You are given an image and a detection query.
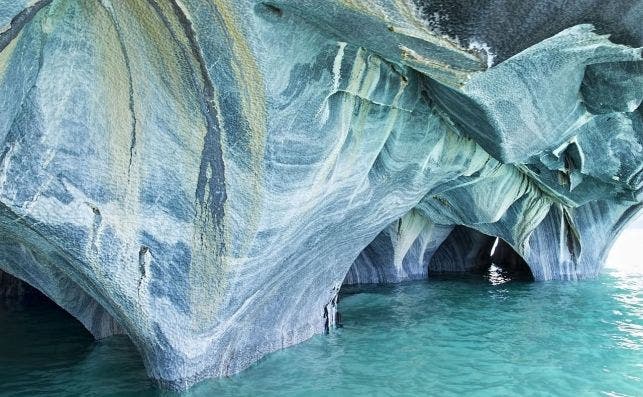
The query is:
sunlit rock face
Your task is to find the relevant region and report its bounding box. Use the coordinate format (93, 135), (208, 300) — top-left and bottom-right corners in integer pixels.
(0, 0), (641, 389)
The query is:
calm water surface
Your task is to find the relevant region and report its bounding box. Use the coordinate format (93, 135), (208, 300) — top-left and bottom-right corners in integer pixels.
(1, 265), (641, 397)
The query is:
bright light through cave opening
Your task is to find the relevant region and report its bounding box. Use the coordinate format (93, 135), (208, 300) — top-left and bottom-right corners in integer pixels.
(487, 236), (508, 285)
(490, 237), (499, 257)
(606, 214), (643, 275)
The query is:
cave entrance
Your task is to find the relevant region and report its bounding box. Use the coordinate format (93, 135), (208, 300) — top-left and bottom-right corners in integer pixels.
(0, 269), (42, 301)
(604, 213), (643, 273)
(428, 226), (534, 284)
(336, 225), (535, 329)
(0, 269), (96, 371)
(0, 269), (149, 395)
(488, 237), (534, 283)
(0, 269), (93, 337)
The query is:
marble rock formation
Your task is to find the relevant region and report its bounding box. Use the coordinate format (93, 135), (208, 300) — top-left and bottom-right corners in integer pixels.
(0, 0), (641, 390)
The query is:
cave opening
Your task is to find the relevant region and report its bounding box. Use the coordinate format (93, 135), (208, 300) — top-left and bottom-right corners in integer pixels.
(426, 226), (535, 284)
(0, 255), (172, 397)
(0, 269), (151, 392)
(334, 229), (537, 347)
(0, 269), (97, 371)
(340, 224), (535, 301)
(488, 237), (535, 283)
(0, 269), (41, 301)
(0, 269), (93, 336)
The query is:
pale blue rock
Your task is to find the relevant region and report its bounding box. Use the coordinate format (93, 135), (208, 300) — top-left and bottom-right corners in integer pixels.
(0, 0), (641, 390)
(344, 211), (454, 284)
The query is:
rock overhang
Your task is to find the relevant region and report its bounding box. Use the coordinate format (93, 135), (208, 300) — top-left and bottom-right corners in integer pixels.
(0, 0), (641, 390)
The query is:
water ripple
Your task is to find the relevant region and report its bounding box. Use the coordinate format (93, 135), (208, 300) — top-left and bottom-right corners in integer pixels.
(0, 267), (641, 396)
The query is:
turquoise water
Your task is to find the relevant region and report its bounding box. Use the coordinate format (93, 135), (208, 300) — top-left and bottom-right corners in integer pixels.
(1, 266), (641, 397)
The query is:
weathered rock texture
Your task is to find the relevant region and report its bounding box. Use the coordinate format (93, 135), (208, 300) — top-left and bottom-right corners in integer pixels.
(0, 0), (641, 390)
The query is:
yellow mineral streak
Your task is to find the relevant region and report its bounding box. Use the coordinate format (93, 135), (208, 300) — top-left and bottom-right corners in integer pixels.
(91, 2), (136, 194)
(400, 45), (476, 88)
(338, 0), (390, 21)
(336, 0), (483, 88)
(212, 0), (267, 254)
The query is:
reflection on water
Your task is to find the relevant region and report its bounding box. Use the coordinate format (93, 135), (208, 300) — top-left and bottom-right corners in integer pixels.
(609, 266), (643, 351)
(487, 264), (511, 285)
(1, 264), (642, 396)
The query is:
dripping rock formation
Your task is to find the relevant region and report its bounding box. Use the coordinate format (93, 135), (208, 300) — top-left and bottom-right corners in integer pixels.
(0, 0), (641, 390)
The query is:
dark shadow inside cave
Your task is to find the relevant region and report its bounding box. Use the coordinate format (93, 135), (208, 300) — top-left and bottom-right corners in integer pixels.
(0, 269), (93, 336)
(0, 269), (116, 385)
(0, 269), (149, 392)
(489, 237), (535, 282)
(337, 226), (535, 329)
(0, 269), (94, 363)
(1, 269), (48, 302)
(428, 226), (534, 283)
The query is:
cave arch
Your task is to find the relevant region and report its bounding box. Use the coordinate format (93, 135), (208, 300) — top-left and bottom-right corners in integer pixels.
(0, 239), (126, 340)
(0, 265), (126, 339)
(343, 211), (454, 285)
(344, 221), (536, 288)
(0, 269), (96, 339)
(489, 238), (535, 281)
(428, 226), (496, 275)
(428, 226), (534, 281)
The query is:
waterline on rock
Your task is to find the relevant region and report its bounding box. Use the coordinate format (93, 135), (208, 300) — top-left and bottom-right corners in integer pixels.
(1, 266), (641, 396)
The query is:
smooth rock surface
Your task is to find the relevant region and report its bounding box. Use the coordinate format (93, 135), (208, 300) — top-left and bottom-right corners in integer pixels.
(0, 0), (641, 390)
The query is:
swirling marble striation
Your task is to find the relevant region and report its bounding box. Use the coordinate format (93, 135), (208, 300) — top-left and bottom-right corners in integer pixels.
(0, 0), (641, 390)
